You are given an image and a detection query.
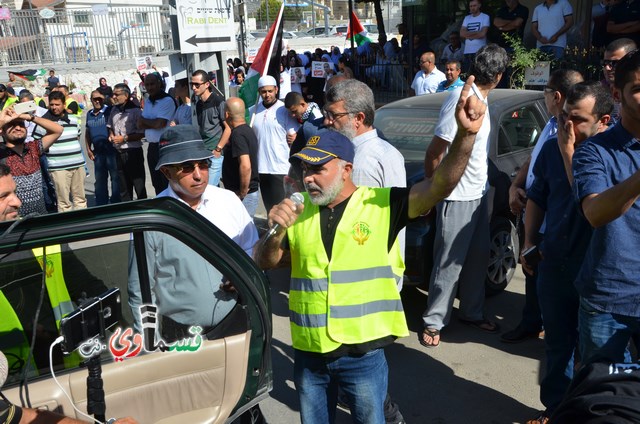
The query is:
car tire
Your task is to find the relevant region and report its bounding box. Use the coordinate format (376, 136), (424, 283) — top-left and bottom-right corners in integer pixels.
(485, 216), (519, 296)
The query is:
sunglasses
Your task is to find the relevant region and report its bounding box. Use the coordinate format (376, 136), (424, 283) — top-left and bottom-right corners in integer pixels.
(171, 159), (211, 173)
(601, 59), (619, 68)
(91, 97), (104, 101)
(190, 81), (207, 88)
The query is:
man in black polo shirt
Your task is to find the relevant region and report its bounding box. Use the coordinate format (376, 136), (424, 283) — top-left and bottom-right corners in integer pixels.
(221, 97), (259, 218)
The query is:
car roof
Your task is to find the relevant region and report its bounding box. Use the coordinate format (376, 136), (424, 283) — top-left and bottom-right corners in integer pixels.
(377, 88), (544, 112)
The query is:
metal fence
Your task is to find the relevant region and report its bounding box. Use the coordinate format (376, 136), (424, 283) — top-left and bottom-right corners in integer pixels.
(0, 6), (175, 66)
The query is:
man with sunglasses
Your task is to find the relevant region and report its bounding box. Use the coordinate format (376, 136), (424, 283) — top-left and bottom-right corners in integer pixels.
(129, 124), (257, 335)
(600, 38), (636, 124)
(108, 83), (146, 202)
(86, 90), (119, 206)
(191, 69), (228, 187)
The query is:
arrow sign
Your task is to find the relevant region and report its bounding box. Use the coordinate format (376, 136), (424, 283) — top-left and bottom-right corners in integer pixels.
(185, 34), (232, 47)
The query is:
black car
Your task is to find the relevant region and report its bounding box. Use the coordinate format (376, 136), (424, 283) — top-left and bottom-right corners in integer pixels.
(375, 89), (550, 294)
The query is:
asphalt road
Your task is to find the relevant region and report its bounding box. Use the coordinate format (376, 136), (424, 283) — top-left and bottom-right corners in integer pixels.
(81, 135), (546, 424)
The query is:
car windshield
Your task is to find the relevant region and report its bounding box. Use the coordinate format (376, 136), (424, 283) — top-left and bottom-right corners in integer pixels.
(375, 108), (440, 163)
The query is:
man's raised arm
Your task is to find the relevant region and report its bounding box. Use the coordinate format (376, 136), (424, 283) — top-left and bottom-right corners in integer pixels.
(409, 75), (486, 218)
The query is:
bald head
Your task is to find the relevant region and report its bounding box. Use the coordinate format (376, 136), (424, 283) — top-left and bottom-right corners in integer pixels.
(226, 97), (246, 123)
(420, 52), (436, 73)
(325, 75), (348, 92)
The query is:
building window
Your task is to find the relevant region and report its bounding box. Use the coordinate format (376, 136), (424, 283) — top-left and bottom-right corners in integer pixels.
(73, 11), (93, 27)
(135, 12), (149, 26)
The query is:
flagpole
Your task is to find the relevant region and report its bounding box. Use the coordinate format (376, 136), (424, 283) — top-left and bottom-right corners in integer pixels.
(249, 2), (285, 128)
(348, 1), (355, 53)
(262, 2), (284, 79)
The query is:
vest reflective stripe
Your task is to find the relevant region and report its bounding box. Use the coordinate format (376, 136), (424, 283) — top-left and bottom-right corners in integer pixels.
(289, 310), (327, 328)
(290, 277), (328, 292)
(31, 245), (79, 368)
(288, 187), (409, 353)
(331, 266), (395, 284)
(31, 245), (75, 327)
(330, 299), (405, 319)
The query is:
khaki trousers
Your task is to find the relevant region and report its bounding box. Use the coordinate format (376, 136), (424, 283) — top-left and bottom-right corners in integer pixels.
(50, 167), (87, 212)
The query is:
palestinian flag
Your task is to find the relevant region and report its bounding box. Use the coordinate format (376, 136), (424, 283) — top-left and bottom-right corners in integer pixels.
(346, 12), (371, 46)
(238, 3), (284, 116)
(7, 69), (47, 81)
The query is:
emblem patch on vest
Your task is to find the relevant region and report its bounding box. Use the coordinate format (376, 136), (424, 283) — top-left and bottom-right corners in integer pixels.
(351, 222), (371, 245)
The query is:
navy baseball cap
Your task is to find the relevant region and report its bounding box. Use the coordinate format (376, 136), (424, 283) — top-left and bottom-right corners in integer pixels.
(291, 131), (354, 165)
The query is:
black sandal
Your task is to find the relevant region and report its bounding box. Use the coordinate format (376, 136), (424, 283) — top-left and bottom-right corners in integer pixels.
(419, 328), (440, 348)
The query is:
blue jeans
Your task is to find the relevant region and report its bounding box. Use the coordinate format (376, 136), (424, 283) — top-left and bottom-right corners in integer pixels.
(294, 348), (387, 424)
(242, 191), (259, 218)
(537, 260), (579, 413)
(539, 45), (565, 60)
(579, 297), (639, 365)
(208, 156), (223, 186)
(94, 145), (120, 205)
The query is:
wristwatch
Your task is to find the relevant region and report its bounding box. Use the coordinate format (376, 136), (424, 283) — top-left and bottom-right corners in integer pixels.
(214, 146), (222, 152)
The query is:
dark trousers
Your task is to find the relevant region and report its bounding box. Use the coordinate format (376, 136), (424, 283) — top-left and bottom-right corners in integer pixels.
(147, 143), (168, 195)
(259, 173), (285, 214)
(116, 148), (147, 202)
(522, 264), (543, 332)
(40, 155), (57, 213)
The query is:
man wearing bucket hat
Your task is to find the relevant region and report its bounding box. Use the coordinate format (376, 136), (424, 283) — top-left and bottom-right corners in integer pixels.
(250, 75), (299, 213)
(255, 77), (487, 424)
(128, 125), (258, 336)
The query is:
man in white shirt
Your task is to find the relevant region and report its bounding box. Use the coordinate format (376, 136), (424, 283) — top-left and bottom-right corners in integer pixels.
(532, 0), (574, 59)
(410, 52), (446, 96)
(460, 0), (490, 71)
(420, 44), (508, 348)
(250, 75), (300, 212)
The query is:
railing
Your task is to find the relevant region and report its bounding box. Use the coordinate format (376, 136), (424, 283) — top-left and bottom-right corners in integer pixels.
(348, 54), (409, 105)
(0, 6), (175, 66)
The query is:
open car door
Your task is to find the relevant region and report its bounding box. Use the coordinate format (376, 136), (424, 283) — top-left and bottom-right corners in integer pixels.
(0, 198), (272, 423)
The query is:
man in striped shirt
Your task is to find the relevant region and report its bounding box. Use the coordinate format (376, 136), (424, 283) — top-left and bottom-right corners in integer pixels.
(37, 91), (87, 212)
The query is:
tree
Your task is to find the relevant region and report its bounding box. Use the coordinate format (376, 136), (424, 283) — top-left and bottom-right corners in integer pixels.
(255, 0), (301, 29)
(355, 0), (387, 43)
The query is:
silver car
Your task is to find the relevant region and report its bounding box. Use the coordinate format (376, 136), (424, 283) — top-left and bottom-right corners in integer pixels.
(375, 89), (550, 294)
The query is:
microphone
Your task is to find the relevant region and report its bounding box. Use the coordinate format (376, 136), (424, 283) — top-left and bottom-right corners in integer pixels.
(265, 192), (304, 239)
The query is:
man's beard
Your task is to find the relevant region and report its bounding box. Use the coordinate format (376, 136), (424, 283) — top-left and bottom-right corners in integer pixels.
(331, 120), (357, 140)
(305, 169), (344, 206)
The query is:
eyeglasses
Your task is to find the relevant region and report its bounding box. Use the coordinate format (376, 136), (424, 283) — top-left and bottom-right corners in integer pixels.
(91, 97), (104, 102)
(190, 81), (207, 88)
(322, 109), (352, 122)
(171, 159), (211, 174)
(601, 59), (619, 69)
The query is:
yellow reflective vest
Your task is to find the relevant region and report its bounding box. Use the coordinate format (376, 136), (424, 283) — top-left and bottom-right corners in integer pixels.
(0, 245), (77, 377)
(287, 187), (409, 353)
(65, 97), (83, 119)
(1, 96), (17, 110)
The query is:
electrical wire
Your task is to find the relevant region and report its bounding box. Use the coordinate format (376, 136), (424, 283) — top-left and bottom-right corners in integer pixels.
(49, 336), (105, 424)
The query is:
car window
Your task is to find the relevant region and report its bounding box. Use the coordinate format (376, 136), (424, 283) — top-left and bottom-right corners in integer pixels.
(497, 103), (546, 156)
(0, 231), (238, 387)
(365, 24), (378, 34)
(374, 108), (440, 162)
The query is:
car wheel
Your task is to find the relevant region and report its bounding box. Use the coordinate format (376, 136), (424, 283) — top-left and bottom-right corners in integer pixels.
(485, 216), (519, 295)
